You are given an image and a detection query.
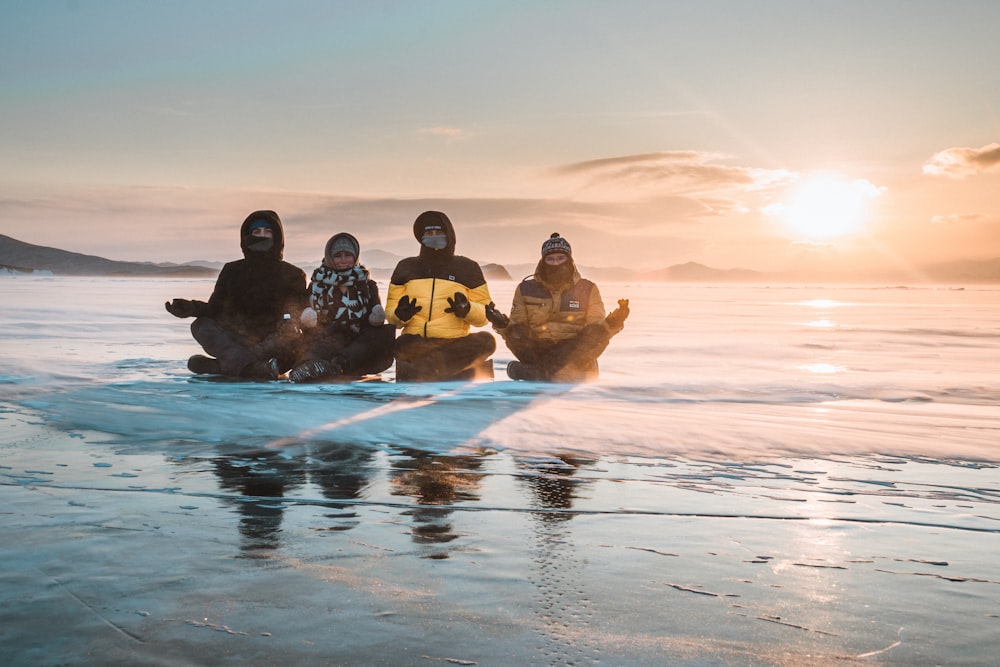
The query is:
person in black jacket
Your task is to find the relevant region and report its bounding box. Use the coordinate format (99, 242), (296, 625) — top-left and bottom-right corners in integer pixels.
(286, 232), (395, 382)
(164, 210), (309, 380)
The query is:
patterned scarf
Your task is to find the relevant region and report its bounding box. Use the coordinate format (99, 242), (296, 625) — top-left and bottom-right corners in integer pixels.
(309, 264), (373, 328)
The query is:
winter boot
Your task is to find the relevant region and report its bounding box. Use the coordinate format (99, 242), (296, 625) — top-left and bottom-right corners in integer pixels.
(506, 360), (545, 381)
(288, 358), (342, 383)
(187, 354), (222, 375)
(240, 358), (280, 381)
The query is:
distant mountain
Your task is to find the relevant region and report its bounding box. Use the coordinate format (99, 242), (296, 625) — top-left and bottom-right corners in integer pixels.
(637, 261), (767, 282)
(0, 234), (216, 277)
(4, 234), (997, 283)
(359, 248), (405, 270)
(923, 258), (1000, 283)
(482, 263), (512, 281)
(151, 259), (225, 270)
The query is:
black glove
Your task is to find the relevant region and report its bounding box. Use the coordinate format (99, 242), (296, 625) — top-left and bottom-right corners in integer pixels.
(394, 295), (422, 322)
(445, 292), (471, 319)
(485, 302), (509, 328)
(165, 298), (197, 318)
(605, 298), (630, 330)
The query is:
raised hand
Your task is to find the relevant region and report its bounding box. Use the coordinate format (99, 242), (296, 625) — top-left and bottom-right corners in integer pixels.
(485, 301), (509, 328)
(394, 295), (422, 322)
(445, 292), (471, 319)
(605, 298), (630, 330)
(164, 298), (197, 318)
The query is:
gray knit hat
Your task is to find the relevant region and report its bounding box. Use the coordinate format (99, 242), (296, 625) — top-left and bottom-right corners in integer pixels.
(541, 232), (572, 257)
(324, 232), (360, 266)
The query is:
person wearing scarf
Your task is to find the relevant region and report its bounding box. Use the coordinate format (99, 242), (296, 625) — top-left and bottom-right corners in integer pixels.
(287, 232), (395, 382)
(487, 233), (630, 382)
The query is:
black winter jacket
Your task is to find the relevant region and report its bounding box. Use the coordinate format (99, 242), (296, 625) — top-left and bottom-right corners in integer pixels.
(202, 210), (309, 339)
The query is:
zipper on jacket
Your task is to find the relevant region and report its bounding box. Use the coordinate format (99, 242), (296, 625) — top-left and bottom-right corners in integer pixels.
(424, 277), (437, 337)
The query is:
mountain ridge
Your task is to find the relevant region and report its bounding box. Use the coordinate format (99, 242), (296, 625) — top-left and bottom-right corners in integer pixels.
(2, 234), (998, 284)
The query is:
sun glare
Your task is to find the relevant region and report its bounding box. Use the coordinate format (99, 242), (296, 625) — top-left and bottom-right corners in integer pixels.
(770, 175), (881, 240)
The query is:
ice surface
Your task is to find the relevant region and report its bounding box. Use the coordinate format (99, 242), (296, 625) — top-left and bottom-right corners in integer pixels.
(2, 277), (999, 665)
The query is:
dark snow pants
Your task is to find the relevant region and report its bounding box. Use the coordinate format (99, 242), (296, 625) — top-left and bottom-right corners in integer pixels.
(394, 331), (496, 382)
(190, 317), (297, 377)
(295, 323), (396, 376)
(502, 322), (610, 381)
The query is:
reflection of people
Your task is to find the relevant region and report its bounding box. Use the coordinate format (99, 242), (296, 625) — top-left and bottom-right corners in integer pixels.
(307, 443), (376, 532)
(518, 454), (600, 659)
(390, 450), (485, 545)
(165, 210), (308, 380)
(386, 211), (496, 381)
(489, 233), (629, 382)
(519, 454), (594, 519)
(212, 452), (307, 552)
(288, 233), (395, 382)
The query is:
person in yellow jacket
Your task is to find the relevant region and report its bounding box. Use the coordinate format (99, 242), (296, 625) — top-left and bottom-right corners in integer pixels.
(386, 210), (497, 381)
(487, 232), (629, 382)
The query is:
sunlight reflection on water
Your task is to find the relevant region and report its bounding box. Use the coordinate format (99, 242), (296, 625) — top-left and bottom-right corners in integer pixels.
(800, 363), (847, 374)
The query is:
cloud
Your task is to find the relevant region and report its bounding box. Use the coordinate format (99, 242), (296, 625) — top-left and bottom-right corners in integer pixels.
(416, 126), (475, 142)
(929, 212), (993, 225)
(1, 184), (702, 266)
(922, 142), (1000, 178)
(791, 240), (837, 254)
(549, 151), (794, 198)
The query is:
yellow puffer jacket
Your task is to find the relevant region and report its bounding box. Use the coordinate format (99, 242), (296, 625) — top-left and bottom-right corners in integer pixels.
(386, 256), (492, 338)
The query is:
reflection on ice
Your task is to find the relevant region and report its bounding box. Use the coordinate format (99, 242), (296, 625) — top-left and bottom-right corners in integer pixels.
(799, 298), (848, 309)
(800, 363), (846, 374)
(3, 278), (1000, 664)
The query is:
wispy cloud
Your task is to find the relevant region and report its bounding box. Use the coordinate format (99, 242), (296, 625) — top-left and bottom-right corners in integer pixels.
(549, 151), (794, 197)
(791, 240), (837, 254)
(930, 212), (993, 225)
(1, 184), (696, 266)
(922, 142), (1000, 178)
(416, 126), (475, 142)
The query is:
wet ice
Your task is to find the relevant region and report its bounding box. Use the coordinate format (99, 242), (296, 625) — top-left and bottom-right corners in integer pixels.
(2, 276), (999, 665)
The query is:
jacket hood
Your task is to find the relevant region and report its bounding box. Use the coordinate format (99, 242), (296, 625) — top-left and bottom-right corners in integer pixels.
(240, 210), (285, 260)
(323, 232), (361, 268)
(413, 210), (456, 262)
(413, 210), (456, 247)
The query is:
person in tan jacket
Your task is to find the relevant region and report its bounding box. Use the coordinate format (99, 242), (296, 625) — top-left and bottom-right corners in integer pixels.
(488, 233), (629, 382)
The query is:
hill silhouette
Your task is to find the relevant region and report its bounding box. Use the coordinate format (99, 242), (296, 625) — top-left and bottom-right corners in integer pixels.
(0, 234), (216, 277)
(2, 234), (998, 283)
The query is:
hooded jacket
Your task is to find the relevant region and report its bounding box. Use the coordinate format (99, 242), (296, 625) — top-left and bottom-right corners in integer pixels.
(507, 257), (607, 342)
(204, 210), (309, 339)
(386, 211), (491, 338)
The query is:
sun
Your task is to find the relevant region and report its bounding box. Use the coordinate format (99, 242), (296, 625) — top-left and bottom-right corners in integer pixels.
(771, 174), (881, 240)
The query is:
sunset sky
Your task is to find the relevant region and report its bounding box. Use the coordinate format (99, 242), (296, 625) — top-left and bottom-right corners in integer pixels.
(2, 0), (999, 275)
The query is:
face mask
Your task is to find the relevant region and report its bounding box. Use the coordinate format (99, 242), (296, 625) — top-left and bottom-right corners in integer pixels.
(421, 235), (448, 250)
(540, 259), (574, 284)
(246, 237), (274, 254)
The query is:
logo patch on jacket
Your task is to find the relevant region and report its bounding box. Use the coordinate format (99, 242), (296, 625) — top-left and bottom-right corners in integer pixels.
(568, 300), (581, 309)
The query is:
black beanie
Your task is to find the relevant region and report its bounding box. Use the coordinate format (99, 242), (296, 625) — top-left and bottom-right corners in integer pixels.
(541, 232), (572, 257)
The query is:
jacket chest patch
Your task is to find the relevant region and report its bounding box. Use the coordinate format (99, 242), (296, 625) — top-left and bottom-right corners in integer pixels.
(568, 300), (581, 310)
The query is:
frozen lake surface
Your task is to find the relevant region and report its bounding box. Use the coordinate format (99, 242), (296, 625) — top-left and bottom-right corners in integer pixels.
(2, 276), (998, 665)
